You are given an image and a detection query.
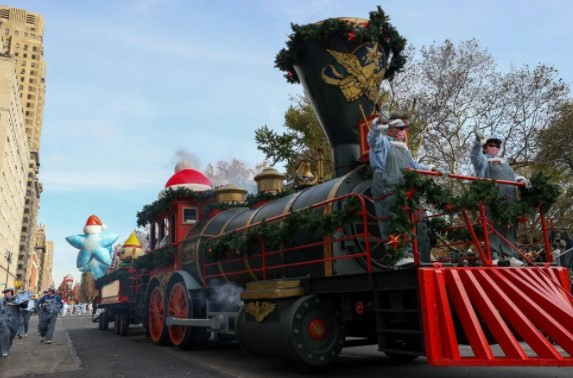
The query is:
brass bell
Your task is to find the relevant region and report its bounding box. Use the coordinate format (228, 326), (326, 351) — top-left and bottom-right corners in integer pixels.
(294, 160), (318, 186)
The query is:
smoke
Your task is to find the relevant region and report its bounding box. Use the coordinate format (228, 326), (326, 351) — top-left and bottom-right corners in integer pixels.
(171, 149), (201, 172)
(208, 280), (243, 311)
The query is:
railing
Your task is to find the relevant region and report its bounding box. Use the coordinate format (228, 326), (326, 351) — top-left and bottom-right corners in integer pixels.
(410, 169), (553, 267)
(202, 192), (374, 286)
(201, 170), (559, 286)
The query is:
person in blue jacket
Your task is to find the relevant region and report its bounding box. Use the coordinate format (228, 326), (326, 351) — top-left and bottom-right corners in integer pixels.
(36, 287), (63, 344)
(471, 125), (530, 266)
(368, 113), (445, 266)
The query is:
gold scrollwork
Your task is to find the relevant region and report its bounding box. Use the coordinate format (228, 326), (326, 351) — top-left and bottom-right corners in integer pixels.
(244, 301), (277, 322)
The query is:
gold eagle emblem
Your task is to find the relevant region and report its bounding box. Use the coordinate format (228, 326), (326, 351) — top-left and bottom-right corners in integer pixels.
(244, 301), (277, 322)
(321, 43), (386, 103)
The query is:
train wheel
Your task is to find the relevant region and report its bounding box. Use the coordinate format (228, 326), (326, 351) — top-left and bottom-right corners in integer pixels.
(120, 315), (130, 337)
(284, 295), (345, 366)
(114, 314), (121, 335)
(167, 282), (191, 348)
(148, 286), (169, 344)
(99, 310), (109, 331)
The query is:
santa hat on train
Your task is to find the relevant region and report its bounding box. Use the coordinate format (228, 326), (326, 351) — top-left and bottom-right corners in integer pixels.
(84, 214), (107, 234)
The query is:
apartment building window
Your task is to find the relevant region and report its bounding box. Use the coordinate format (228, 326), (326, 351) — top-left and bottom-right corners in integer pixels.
(15, 43), (19, 48)
(23, 53), (27, 58)
(23, 45), (28, 50)
(32, 46), (37, 52)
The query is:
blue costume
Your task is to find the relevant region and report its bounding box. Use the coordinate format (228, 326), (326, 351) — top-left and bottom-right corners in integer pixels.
(368, 121), (432, 263)
(471, 140), (519, 259)
(37, 293), (63, 343)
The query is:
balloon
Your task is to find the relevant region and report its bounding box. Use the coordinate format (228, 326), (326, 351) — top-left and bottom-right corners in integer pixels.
(66, 215), (119, 279)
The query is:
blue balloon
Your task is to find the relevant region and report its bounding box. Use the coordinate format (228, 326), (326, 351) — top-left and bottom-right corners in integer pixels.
(66, 215), (119, 279)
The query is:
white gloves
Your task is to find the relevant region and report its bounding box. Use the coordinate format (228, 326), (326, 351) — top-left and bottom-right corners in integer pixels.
(473, 124), (485, 142)
(515, 175), (532, 189)
(371, 118), (389, 134)
(379, 103), (391, 123)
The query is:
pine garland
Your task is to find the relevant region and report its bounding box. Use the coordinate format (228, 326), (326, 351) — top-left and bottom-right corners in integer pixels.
(136, 187), (215, 227)
(203, 197), (361, 261)
(385, 171), (560, 258)
(275, 6), (406, 83)
(132, 245), (177, 270)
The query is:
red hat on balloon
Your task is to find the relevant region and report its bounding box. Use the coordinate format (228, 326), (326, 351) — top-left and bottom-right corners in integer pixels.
(84, 214), (107, 234)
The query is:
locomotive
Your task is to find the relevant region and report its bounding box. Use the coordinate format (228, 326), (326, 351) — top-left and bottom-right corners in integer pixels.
(95, 10), (573, 367)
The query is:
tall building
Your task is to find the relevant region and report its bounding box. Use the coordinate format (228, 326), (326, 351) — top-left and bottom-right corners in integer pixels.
(38, 236), (54, 292)
(0, 6), (45, 152)
(0, 6), (48, 290)
(0, 56), (30, 289)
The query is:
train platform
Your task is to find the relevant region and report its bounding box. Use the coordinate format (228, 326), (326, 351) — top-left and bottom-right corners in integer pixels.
(0, 316), (81, 377)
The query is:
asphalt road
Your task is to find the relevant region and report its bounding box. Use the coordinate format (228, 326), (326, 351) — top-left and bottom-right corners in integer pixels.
(39, 316), (572, 377)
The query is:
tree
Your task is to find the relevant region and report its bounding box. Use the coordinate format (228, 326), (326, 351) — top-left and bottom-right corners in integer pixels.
(255, 96), (333, 184)
(537, 103), (573, 225)
(79, 272), (98, 303)
(392, 40), (569, 175)
(72, 283), (81, 303)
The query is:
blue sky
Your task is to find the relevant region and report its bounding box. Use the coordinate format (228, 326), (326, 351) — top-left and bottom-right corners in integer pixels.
(6, 0), (573, 285)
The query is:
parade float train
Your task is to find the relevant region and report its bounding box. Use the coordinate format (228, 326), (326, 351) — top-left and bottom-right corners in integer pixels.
(95, 12), (573, 367)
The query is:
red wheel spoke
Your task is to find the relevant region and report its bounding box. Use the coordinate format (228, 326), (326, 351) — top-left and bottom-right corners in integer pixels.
(167, 283), (189, 346)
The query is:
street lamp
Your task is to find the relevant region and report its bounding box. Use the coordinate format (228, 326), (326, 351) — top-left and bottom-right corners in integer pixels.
(3, 249), (13, 288)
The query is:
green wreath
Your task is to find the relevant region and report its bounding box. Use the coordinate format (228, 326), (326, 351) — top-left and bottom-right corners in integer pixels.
(275, 6), (407, 83)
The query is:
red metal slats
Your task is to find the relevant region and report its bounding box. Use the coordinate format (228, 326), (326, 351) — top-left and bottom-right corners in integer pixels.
(505, 270), (573, 321)
(445, 269), (494, 360)
(512, 268), (558, 299)
(529, 268), (567, 299)
(490, 269), (573, 357)
(418, 268), (460, 363)
(435, 269), (461, 360)
(474, 270), (562, 359)
(533, 268), (573, 303)
(458, 270), (527, 359)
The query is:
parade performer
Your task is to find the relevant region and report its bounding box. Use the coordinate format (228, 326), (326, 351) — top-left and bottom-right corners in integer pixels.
(0, 288), (24, 356)
(66, 215), (119, 279)
(37, 287), (63, 344)
(368, 114), (446, 265)
(17, 294), (34, 337)
(471, 125), (530, 266)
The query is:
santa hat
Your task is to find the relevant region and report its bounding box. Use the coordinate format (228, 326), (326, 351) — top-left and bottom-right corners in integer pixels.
(84, 214), (107, 233)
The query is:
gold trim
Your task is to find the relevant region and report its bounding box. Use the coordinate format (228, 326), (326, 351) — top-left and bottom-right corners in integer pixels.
(244, 301), (277, 322)
(246, 279), (301, 291)
(241, 287), (304, 300)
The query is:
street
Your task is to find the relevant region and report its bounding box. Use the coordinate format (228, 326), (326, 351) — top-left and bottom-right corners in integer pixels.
(2, 316), (571, 377)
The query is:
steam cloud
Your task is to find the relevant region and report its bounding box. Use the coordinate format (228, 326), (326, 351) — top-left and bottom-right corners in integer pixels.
(171, 149), (201, 172)
(209, 280), (243, 311)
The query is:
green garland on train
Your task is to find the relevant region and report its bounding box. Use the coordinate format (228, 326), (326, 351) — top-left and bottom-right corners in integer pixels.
(275, 6), (406, 84)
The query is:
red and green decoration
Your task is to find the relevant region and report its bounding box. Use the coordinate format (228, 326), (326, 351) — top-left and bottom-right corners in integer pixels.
(203, 197), (361, 261)
(136, 187), (215, 227)
(384, 171), (560, 259)
(275, 6), (407, 84)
